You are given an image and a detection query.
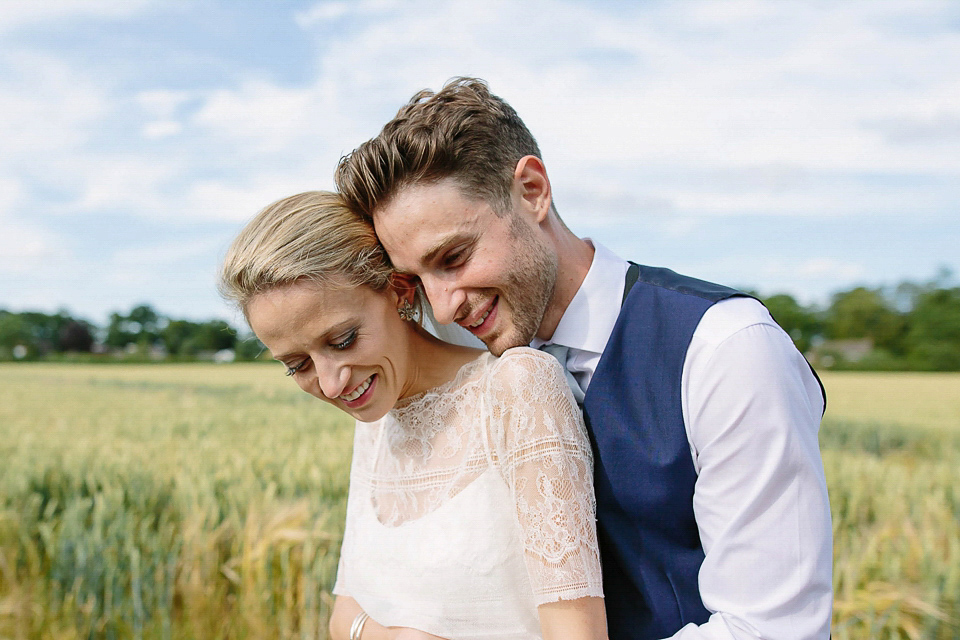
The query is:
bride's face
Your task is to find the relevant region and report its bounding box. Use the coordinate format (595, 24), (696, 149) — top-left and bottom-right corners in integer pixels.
(247, 277), (415, 422)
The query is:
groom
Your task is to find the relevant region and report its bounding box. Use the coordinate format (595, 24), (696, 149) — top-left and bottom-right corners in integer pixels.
(335, 78), (832, 639)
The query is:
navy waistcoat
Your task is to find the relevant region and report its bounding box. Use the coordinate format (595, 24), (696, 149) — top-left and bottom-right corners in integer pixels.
(582, 265), (745, 639)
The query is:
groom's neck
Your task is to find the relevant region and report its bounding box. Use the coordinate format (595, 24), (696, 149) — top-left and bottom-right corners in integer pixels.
(535, 226), (594, 343)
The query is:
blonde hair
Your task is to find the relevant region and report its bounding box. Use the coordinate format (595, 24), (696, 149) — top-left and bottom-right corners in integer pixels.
(219, 191), (397, 313)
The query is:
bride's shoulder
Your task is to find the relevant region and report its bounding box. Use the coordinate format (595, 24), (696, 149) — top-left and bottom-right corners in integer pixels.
(487, 346), (563, 380)
(498, 345), (554, 361)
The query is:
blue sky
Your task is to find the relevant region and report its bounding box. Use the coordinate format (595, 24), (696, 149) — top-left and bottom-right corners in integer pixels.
(1, 0), (958, 327)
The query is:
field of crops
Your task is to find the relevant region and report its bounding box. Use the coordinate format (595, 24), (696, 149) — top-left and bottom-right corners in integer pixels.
(1, 364), (958, 639)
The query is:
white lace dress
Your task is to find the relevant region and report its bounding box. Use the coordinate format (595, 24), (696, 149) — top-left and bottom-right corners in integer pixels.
(333, 347), (603, 639)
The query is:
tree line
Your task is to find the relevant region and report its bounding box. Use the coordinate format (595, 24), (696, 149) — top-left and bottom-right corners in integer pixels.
(2, 274), (959, 369)
(0, 304), (264, 362)
(759, 272), (960, 371)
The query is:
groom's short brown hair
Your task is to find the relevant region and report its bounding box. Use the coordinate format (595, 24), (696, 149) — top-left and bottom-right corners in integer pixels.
(335, 77), (544, 219)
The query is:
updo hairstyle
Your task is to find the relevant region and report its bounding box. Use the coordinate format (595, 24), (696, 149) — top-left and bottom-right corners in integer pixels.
(219, 190), (412, 315)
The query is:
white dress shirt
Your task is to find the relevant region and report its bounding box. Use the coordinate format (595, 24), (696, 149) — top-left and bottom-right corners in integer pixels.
(533, 241), (833, 640)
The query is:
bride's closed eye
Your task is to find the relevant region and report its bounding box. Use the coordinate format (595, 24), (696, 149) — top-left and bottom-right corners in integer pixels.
(331, 329), (357, 351)
(285, 358), (310, 376)
(282, 328), (358, 376)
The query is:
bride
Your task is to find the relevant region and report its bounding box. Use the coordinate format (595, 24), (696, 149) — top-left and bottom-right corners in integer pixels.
(220, 191), (606, 640)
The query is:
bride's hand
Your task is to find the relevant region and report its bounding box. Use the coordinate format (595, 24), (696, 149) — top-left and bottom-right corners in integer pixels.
(388, 627), (447, 640)
(331, 595), (447, 640)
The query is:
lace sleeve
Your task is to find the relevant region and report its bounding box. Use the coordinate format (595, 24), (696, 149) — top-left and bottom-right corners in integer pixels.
(487, 347), (603, 605)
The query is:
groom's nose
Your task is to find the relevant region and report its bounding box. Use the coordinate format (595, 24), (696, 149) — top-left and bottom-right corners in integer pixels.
(421, 275), (465, 326)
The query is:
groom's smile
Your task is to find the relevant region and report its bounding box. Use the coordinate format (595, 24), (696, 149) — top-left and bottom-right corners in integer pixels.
(461, 295), (497, 333)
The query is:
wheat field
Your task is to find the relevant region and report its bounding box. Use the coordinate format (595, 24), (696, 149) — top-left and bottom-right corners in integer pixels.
(819, 372), (960, 639)
(0, 364), (957, 639)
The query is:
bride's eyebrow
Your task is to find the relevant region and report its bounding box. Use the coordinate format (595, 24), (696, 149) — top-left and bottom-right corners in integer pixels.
(271, 319), (357, 361)
(272, 348), (305, 363)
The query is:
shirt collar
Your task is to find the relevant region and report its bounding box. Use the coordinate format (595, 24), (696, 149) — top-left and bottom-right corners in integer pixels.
(531, 240), (630, 355)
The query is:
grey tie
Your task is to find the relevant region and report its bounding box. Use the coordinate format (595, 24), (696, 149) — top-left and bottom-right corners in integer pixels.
(539, 343), (585, 404)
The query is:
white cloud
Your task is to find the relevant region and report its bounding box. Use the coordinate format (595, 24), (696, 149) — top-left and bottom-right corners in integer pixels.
(192, 80), (322, 153)
(0, 52), (106, 156)
(684, 0), (781, 26)
(284, 0), (960, 181)
(175, 0), (959, 231)
(111, 238), (223, 271)
(136, 89), (191, 119)
(799, 258), (866, 280)
(1, 0), (957, 320)
(182, 175), (336, 223)
(0, 176), (24, 217)
(0, 0), (154, 34)
(67, 155), (181, 215)
(295, 2), (352, 26)
(685, 255), (870, 304)
(296, 0), (405, 27)
(0, 218), (63, 275)
(142, 120), (182, 139)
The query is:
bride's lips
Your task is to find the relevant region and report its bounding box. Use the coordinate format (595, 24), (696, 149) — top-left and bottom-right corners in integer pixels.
(340, 374), (377, 409)
(463, 296), (498, 337)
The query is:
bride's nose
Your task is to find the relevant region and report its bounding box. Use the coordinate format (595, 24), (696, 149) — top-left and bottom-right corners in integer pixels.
(316, 358), (350, 400)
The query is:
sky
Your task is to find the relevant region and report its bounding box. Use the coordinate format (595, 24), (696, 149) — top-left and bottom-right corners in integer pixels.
(1, 0), (958, 328)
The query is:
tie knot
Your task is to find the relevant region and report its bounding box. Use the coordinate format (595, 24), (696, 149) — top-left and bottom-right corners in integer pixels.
(540, 342), (569, 363)
(538, 343), (584, 404)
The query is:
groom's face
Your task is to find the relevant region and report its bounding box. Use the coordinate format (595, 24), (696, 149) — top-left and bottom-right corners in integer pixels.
(373, 179), (557, 356)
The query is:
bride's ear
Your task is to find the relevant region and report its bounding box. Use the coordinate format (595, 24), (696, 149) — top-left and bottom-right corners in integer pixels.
(389, 273), (419, 305)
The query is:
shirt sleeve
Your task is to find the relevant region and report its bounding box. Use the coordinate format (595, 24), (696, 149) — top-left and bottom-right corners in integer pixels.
(487, 347), (604, 605)
(671, 299), (833, 640)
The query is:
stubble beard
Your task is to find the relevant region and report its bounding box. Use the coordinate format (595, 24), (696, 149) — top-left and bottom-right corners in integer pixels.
(482, 224), (557, 357)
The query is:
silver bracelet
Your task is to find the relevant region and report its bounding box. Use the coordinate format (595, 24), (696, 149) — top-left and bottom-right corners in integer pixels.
(349, 611), (370, 640)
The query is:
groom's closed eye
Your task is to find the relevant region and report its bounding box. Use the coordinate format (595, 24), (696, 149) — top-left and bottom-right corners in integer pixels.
(441, 244), (473, 270)
(420, 233), (479, 272)
(435, 236), (479, 271)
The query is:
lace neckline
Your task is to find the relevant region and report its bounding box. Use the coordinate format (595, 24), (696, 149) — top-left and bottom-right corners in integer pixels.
(391, 352), (489, 417)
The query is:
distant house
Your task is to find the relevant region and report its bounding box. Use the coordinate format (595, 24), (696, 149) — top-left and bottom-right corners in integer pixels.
(807, 337), (874, 368)
(149, 345), (168, 361)
(213, 349), (236, 364)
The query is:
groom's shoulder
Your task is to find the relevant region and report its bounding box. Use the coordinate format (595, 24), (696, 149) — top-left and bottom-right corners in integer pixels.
(628, 264), (743, 304)
(614, 265), (774, 345)
(615, 264), (746, 327)
(691, 296), (778, 346)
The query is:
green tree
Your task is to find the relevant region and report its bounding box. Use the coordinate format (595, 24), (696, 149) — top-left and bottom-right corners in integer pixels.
(57, 320), (94, 352)
(0, 311), (30, 358)
(192, 320), (237, 353)
(0, 310), (92, 357)
(824, 287), (907, 355)
(160, 319), (237, 356)
(159, 319), (198, 356)
(104, 312), (135, 349)
(105, 304), (162, 350)
(905, 287), (960, 370)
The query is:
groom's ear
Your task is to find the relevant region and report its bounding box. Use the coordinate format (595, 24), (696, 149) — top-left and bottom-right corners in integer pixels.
(512, 155), (552, 224)
(388, 273), (419, 303)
